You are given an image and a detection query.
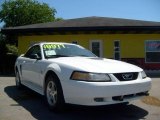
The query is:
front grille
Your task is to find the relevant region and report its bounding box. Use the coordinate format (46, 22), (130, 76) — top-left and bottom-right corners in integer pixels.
(113, 72), (138, 81)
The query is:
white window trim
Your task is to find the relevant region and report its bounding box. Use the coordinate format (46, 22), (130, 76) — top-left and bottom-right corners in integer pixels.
(89, 40), (103, 57)
(145, 40), (160, 63)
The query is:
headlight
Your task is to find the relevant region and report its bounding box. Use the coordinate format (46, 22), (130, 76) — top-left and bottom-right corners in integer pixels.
(141, 71), (147, 79)
(70, 71), (111, 82)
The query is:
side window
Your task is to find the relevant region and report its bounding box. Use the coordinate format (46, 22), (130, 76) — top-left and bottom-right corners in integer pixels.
(24, 45), (41, 59)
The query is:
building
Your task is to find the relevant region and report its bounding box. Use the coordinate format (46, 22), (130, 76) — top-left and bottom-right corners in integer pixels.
(2, 17), (160, 70)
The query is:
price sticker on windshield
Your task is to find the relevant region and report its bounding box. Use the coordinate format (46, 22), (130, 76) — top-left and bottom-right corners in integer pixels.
(43, 44), (65, 49)
(45, 50), (56, 56)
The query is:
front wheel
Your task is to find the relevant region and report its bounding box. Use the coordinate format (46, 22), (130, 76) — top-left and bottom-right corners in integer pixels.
(45, 74), (65, 111)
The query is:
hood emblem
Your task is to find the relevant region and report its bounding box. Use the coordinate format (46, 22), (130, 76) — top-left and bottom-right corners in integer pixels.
(122, 73), (133, 80)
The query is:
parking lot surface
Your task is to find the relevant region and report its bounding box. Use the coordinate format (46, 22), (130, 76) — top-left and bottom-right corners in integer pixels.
(0, 77), (160, 120)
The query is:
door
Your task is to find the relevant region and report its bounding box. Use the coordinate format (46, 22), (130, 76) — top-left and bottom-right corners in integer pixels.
(114, 40), (121, 60)
(21, 45), (42, 89)
(90, 40), (103, 57)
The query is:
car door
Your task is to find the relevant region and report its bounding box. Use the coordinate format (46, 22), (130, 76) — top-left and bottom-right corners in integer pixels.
(21, 45), (42, 90)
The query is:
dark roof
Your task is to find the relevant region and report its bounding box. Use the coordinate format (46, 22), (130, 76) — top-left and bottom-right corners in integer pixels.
(2, 16), (160, 34)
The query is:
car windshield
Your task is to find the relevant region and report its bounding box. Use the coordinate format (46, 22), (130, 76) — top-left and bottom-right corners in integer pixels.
(43, 43), (97, 58)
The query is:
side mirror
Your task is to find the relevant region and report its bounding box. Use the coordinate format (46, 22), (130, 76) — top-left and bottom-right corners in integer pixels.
(30, 54), (41, 60)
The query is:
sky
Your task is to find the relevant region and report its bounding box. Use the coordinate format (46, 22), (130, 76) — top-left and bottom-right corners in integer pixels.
(0, 0), (160, 28)
(38, 0), (160, 22)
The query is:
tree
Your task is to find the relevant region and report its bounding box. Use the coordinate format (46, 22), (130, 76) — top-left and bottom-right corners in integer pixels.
(0, 0), (57, 27)
(0, 0), (60, 75)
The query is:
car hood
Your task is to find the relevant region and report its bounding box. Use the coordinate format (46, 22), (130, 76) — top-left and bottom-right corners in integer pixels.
(48, 57), (142, 73)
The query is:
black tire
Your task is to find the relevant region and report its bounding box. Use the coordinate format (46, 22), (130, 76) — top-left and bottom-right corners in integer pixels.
(45, 74), (65, 111)
(15, 71), (22, 89)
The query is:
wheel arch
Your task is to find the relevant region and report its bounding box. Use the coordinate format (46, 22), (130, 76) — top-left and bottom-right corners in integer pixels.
(15, 66), (18, 72)
(43, 70), (62, 95)
(44, 69), (66, 110)
(15, 65), (22, 76)
(15, 65), (21, 76)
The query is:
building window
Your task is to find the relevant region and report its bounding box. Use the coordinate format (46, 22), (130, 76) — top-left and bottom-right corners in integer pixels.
(72, 41), (78, 44)
(145, 40), (160, 63)
(90, 40), (102, 57)
(114, 40), (120, 60)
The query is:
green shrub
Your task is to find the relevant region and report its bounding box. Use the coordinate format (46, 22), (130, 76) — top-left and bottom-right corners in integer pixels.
(6, 44), (18, 56)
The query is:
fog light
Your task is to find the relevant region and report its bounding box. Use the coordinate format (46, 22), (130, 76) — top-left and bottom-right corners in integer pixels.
(94, 98), (104, 102)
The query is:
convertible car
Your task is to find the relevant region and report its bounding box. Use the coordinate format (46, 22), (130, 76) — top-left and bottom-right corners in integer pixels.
(15, 42), (151, 111)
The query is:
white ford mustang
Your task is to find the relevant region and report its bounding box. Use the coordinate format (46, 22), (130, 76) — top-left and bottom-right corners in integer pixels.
(15, 42), (151, 111)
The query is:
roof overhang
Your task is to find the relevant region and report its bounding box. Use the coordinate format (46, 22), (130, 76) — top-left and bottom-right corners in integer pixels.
(2, 26), (160, 35)
(2, 17), (160, 35)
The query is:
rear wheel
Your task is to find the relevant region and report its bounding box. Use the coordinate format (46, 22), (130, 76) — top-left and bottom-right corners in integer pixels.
(45, 74), (65, 111)
(15, 71), (22, 89)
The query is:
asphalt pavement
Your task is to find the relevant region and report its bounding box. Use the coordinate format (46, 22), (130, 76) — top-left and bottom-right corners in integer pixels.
(0, 77), (160, 120)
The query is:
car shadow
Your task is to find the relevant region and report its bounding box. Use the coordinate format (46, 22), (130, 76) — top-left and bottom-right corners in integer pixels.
(4, 85), (148, 120)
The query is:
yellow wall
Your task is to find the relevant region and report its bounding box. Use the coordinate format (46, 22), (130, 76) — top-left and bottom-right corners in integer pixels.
(18, 34), (160, 58)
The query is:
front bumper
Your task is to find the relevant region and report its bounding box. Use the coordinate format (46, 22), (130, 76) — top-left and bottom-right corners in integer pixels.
(62, 77), (151, 106)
